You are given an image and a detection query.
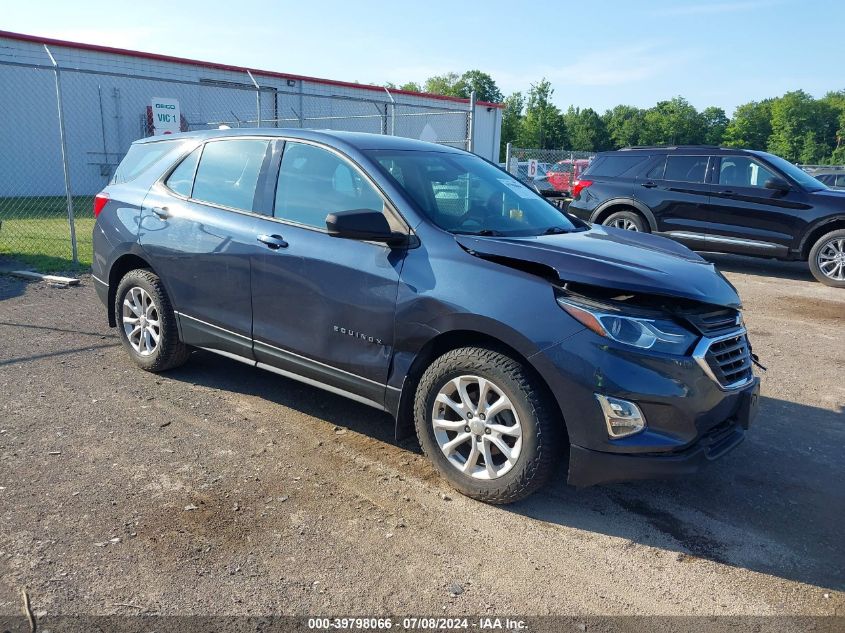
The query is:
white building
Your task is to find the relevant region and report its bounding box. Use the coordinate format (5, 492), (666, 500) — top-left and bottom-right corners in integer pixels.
(0, 30), (503, 197)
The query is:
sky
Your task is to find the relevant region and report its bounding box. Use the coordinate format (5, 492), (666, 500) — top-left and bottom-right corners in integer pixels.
(2, 0), (843, 116)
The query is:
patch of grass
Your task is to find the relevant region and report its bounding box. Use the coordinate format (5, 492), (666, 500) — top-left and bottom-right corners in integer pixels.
(0, 196), (94, 272)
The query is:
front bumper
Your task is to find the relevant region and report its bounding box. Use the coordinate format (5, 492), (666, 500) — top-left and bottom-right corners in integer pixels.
(567, 407), (749, 487)
(530, 327), (761, 486)
(566, 376), (759, 486)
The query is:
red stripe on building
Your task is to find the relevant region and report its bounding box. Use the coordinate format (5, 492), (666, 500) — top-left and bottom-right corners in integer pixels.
(0, 30), (504, 109)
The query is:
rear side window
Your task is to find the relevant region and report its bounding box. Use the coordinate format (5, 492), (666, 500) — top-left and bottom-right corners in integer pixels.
(664, 155), (709, 183)
(112, 141), (179, 184)
(165, 148), (201, 197)
(192, 139), (270, 211)
(837, 175), (845, 187)
(585, 155), (649, 178)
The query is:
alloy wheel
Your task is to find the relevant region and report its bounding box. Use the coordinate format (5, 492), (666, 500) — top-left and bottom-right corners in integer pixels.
(122, 286), (161, 356)
(608, 217), (639, 231)
(431, 375), (523, 480)
(817, 237), (845, 281)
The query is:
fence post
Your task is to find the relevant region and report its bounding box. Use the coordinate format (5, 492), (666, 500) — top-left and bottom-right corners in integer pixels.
(467, 90), (476, 153)
(298, 80), (304, 128)
(44, 45), (78, 266)
(505, 142), (512, 172)
(382, 87), (396, 136)
(247, 70), (261, 126)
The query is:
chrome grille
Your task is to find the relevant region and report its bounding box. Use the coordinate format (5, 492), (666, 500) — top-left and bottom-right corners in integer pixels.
(703, 332), (753, 388)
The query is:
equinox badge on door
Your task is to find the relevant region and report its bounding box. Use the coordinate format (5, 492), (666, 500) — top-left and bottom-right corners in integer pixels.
(333, 325), (384, 346)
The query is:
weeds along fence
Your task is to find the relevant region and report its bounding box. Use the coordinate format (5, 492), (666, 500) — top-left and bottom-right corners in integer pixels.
(0, 46), (475, 269)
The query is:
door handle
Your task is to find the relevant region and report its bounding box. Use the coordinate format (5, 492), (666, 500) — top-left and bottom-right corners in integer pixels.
(641, 181), (658, 188)
(716, 190), (736, 196)
(257, 234), (288, 249)
(151, 206), (169, 219)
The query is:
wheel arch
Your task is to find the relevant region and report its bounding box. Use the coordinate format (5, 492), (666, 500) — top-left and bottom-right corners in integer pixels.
(799, 215), (845, 259)
(591, 198), (657, 232)
(106, 251), (156, 327)
(391, 328), (569, 446)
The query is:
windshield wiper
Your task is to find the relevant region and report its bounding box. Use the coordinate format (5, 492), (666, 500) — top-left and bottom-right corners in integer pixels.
(542, 226), (570, 235)
(453, 229), (506, 236)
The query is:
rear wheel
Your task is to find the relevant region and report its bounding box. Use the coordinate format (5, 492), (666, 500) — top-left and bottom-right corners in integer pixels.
(414, 347), (561, 504)
(602, 209), (647, 232)
(808, 229), (845, 287)
(114, 269), (191, 372)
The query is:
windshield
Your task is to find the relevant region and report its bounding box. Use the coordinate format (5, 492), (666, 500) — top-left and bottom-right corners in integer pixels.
(366, 150), (580, 236)
(759, 152), (828, 191)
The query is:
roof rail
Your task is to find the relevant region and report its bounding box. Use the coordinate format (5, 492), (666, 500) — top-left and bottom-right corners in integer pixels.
(620, 144), (723, 151)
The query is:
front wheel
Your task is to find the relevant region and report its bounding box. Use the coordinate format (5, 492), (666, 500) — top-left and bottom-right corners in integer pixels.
(808, 229), (845, 287)
(414, 347), (561, 504)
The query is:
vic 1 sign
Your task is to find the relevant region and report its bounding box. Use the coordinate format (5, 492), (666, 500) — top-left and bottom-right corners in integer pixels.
(151, 97), (181, 135)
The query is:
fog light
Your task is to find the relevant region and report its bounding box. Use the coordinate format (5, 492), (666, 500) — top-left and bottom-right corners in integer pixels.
(595, 394), (646, 439)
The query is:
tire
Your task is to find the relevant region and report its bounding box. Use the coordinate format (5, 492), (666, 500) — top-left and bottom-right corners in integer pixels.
(602, 209), (647, 232)
(114, 268), (191, 372)
(414, 347), (561, 504)
(808, 229), (845, 287)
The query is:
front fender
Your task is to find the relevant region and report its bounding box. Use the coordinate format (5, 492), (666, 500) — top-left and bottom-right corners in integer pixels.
(798, 214), (845, 256)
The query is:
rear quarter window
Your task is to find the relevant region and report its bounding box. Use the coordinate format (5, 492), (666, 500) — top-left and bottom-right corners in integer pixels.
(585, 155), (650, 178)
(112, 141), (180, 184)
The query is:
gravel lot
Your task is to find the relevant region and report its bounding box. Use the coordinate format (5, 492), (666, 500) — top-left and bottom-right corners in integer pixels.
(0, 253), (843, 627)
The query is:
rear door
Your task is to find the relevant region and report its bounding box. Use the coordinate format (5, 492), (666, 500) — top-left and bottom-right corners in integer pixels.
(707, 155), (809, 256)
(139, 137), (272, 358)
(249, 140), (407, 408)
(638, 154), (712, 248)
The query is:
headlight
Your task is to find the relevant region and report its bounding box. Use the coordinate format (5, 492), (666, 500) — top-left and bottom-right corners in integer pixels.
(556, 296), (698, 355)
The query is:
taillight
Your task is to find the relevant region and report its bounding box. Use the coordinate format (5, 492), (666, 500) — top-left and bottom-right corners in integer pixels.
(571, 179), (593, 198)
(93, 192), (109, 218)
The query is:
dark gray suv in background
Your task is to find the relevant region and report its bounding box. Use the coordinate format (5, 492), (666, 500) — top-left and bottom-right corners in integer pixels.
(567, 146), (845, 287)
(92, 130), (759, 503)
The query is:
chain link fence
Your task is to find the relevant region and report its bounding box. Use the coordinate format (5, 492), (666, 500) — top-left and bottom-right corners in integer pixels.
(503, 144), (595, 204)
(0, 46), (474, 270)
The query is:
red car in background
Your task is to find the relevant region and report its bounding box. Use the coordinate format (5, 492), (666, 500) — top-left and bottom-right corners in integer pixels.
(547, 159), (592, 194)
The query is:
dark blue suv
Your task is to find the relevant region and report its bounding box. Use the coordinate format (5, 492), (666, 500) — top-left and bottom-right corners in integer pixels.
(92, 130), (759, 503)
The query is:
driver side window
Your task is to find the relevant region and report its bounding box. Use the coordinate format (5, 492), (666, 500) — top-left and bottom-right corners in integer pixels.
(719, 156), (777, 188)
(275, 142), (384, 229)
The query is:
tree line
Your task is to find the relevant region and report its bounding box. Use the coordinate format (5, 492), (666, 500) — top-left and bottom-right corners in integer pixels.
(387, 70), (845, 164)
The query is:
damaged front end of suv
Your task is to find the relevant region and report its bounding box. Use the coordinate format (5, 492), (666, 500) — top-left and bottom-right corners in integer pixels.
(361, 143), (761, 497)
(435, 225), (761, 488)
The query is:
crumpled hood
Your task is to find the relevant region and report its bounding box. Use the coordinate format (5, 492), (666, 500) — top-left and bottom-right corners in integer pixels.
(456, 225), (742, 308)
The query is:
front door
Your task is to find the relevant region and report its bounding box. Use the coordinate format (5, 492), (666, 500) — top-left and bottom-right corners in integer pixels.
(250, 140), (407, 408)
(707, 155), (810, 256)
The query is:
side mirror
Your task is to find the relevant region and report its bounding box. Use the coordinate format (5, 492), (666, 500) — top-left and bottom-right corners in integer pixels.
(326, 209), (405, 245)
(765, 177), (790, 192)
